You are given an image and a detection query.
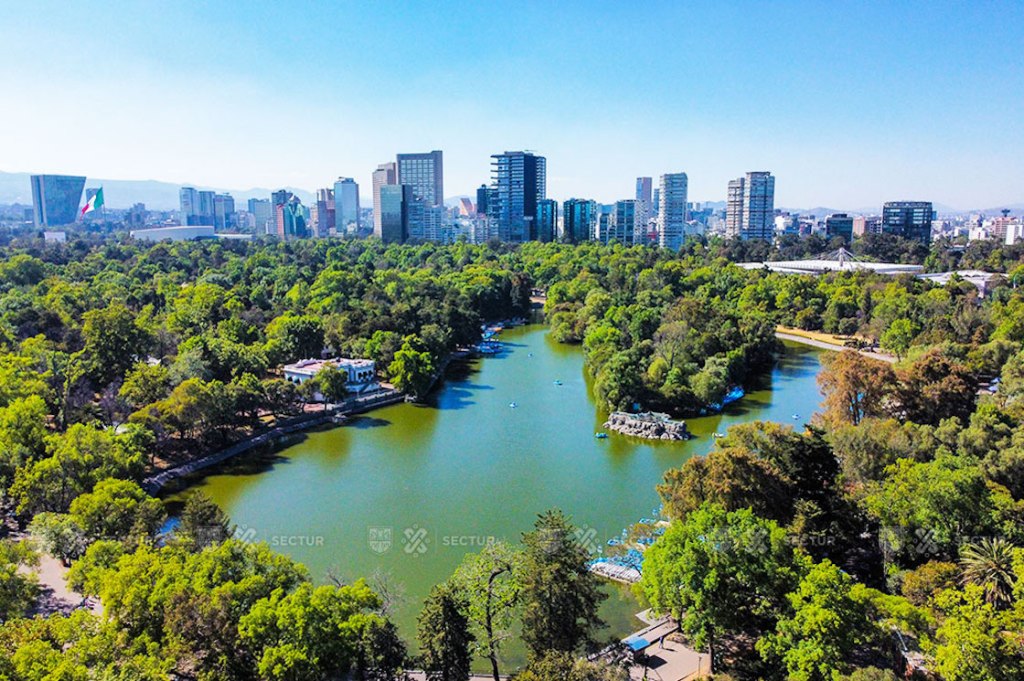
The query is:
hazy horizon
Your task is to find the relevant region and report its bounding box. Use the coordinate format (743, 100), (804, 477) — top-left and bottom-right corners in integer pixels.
(2, 2), (1021, 209)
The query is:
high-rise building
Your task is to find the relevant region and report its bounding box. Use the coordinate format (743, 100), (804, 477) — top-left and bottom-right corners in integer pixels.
(197, 190), (216, 226)
(635, 177), (653, 231)
(652, 188), (661, 214)
(824, 213), (854, 242)
(30, 175), (86, 227)
(658, 173), (690, 250)
(213, 194), (235, 230)
(488, 150), (546, 242)
(563, 199), (597, 243)
(372, 162), (397, 235)
(379, 184), (412, 243)
(180, 187), (198, 225)
(314, 188), (335, 237)
(881, 201), (933, 244)
(536, 199), (557, 243)
(334, 177), (360, 233)
(612, 200), (638, 245)
(593, 204), (614, 243)
(248, 198), (275, 235)
(275, 195), (309, 239)
(396, 151), (443, 207)
(726, 171), (775, 240)
(475, 184), (489, 216)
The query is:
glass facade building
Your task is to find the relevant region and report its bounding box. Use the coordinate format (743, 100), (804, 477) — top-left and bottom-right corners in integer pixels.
(31, 174), (86, 226)
(488, 150), (546, 242)
(563, 198), (597, 243)
(882, 201), (933, 244)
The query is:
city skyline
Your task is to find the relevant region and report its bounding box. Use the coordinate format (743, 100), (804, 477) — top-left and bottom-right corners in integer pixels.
(1, 3), (1022, 210)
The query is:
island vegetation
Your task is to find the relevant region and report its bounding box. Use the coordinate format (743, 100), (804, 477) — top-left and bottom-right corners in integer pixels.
(0, 233), (1023, 678)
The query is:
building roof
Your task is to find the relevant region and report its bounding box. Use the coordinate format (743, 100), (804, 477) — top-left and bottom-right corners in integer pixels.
(737, 248), (924, 275)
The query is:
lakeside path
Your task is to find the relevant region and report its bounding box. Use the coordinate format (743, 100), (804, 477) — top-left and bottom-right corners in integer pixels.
(775, 330), (896, 364)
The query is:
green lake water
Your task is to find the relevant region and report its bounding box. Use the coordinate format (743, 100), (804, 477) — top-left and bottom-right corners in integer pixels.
(166, 324), (825, 669)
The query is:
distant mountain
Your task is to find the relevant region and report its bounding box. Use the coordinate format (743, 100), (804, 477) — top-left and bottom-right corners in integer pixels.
(0, 171), (314, 210)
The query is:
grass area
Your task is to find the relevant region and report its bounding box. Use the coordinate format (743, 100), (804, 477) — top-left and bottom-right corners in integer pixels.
(776, 326), (862, 347)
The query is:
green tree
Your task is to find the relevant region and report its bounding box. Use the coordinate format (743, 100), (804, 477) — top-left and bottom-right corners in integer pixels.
(78, 303), (151, 387)
(959, 538), (1019, 607)
(817, 351), (895, 426)
(757, 560), (882, 681)
(520, 510), (606, 659)
(417, 582), (474, 681)
(513, 651), (629, 681)
(68, 478), (165, 544)
(265, 313), (325, 365)
(388, 336), (437, 400)
(880, 318), (916, 360)
(640, 503), (804, 673)
(928, 585), (1024, 681)
(119, 362), (171, 410)
(0, 540), (39, 621)
(450, 542), (523, 681)
(176, 491), (233, 551)
(315, 365), (348, 405)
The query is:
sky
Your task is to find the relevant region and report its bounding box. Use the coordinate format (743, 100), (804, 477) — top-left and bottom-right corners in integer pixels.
(1, 1), (1022, 210)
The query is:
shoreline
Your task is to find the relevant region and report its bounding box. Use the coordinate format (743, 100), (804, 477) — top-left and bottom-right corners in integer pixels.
(775, 329), (895, 363)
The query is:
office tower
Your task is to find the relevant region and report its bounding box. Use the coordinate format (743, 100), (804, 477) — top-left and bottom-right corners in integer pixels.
(610, 200), (638, 245)
(334, 177), (360, 233)
(396, 151), (443, 207)
(315, 188), (335, 237)
(271, 189), (293, 207)
(536, 199), (557, 242)
(213, 194), (235, 230)
(852, 215), (881, 237)
(881, 201), (933, 244)
(275, 196), (309, 239)
(562, 199), (596, 243)
(488, 150), (546, 242)
(824, 213), (854, 242)
(635, 177), (653, 207)
(476, 184), (489, 216)
(653, 188), (661, 214)
(248, 198), (275, 235)
(30, 175), (86, 227)
(657, 173), (690, 250)
(372, 162), (397, 235)
(379, 184), (412, 243)
(197, 190), (216, 226)
(180, 187), (198, 225)
(726, 171), (775, 240)
(593, 204), (615, 243)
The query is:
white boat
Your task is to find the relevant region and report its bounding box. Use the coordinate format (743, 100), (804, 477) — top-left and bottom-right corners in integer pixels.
(509, 402), (517, 408)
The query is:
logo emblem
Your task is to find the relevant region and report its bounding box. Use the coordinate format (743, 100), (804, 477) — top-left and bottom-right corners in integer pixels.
(368, 526), (393, 554)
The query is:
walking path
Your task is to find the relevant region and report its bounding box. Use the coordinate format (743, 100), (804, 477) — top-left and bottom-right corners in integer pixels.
(20, 547), (100, 617)
(776, 330), (895, 363)
(622, 618), (706, 681)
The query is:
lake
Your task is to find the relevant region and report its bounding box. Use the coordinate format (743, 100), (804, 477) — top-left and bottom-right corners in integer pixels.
(166, 324), (825, 668)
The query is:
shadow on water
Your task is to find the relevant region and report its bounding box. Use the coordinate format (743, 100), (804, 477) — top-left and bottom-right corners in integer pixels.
(347, 416), (392, 429)
(158, 434), (306, 496)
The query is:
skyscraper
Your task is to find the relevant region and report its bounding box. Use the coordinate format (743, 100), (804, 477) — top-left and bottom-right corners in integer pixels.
(213, 194), (235, 229)
(536, 199), (557, 242)
(563, 199), (597, 243)
(276, 196), (309, 240)
(726, 171), (775, 240)
(315, 187), (335, 237)
(334, 177), (360, 233)
(180, 187), (198, 225)
(30, 175), (86, 227)
(396, 151), (443, 207)
(475, 184), (489, 216)
(197, 190), (217, 226)
(379, 184), (413, 243)
(488, 151), (546, 242)
(881, 201), (933, 244)
(658, 173), (690, 250)
(248, 198), (274, 235)
(612, 200), (638, 245)
(372, 162), (397, 235)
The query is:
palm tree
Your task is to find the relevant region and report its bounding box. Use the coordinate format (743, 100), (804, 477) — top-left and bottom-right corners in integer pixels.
(959, 537), (1018, 606)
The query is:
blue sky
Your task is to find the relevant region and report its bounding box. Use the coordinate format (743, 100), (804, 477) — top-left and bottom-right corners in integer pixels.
(1, 1), (1022, 209)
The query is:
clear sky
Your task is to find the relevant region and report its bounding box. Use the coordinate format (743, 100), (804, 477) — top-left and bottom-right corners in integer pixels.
(2, 1), (1021, 209)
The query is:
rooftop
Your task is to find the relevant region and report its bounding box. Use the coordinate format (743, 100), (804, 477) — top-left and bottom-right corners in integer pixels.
(737, 248), (924, 275)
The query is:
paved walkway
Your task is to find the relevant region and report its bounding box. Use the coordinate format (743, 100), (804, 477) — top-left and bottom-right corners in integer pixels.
(25, 550), (101, 617)
(776, 331), (895, 363)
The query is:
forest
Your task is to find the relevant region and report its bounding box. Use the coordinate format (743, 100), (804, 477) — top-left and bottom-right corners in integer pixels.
(0, 232), (1023, 679)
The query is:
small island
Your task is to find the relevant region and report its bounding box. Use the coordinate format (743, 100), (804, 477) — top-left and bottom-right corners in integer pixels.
(603, 411), (691, 441)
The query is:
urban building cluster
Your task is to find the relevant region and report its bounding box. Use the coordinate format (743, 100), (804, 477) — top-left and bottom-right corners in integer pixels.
(21, 162), (1024, 248)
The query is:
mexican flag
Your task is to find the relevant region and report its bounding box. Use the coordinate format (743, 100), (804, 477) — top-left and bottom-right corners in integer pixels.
(80, 187), (104, 218)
